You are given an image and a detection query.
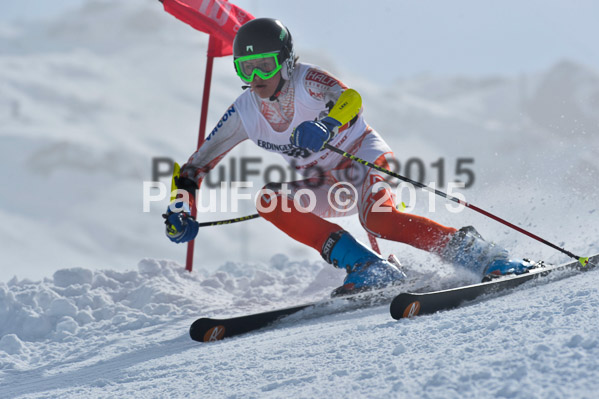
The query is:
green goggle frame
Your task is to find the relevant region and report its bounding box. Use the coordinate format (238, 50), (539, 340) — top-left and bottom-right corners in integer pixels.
(234, 53), (282, 83)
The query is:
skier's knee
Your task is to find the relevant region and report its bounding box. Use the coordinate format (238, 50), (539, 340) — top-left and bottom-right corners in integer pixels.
(359, 213), (378, 236)
(359, 201), (396, 236)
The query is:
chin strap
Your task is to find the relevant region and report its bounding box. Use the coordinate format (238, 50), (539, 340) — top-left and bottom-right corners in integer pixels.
(269, 78), (288, 101)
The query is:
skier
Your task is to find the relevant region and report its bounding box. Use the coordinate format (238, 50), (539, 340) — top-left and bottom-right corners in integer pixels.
(164, 18), (533, 294)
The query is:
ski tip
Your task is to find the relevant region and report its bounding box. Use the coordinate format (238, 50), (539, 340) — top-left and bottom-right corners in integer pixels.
(390, 296), (422, 320)
(189, 319), (226, 342)
(402, 301), (422, 318)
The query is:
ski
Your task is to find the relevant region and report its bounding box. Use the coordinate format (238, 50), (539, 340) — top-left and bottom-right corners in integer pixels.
(189, 285), (404, 342)
(390, 254), (598, 320)
(190, 255), (597, 342)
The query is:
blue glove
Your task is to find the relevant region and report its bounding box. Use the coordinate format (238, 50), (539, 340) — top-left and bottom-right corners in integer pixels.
(162, 202), (199, 244)
(290, 116), (342, 151)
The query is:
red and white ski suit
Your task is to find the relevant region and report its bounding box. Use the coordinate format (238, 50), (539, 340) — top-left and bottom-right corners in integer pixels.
(180, 62), (456, 255)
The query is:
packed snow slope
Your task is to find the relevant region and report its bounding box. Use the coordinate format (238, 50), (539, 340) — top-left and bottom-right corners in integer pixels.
(1, 257), (599, 398)
(1, 1), (599, 398)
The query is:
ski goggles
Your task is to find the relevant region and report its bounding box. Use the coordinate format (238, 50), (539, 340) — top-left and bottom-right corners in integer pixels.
(234, 53), (282, 83)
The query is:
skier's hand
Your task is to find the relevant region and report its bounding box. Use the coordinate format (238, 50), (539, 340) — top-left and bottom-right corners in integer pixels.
(162, 202), (199, 244)
(290, 116), (342, 152)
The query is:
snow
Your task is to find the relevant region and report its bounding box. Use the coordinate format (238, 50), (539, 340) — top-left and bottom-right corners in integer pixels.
(1, 258), (599, 398)
(1, 0), (599, 397)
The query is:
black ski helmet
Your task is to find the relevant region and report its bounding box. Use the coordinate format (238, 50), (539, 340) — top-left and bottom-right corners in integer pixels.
(233, 18), (295, 80)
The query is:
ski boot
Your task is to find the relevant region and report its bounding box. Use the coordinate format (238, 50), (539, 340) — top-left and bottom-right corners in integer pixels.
(441, 226), (536, 281)
(322, 231), (406, 296)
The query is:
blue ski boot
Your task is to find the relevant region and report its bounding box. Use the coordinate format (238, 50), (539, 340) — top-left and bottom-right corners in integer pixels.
(322, 231), (406, 296)
(441, 226), (536, 281)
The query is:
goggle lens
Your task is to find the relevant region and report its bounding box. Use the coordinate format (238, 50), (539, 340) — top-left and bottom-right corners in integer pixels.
(235, 53), (282, 82)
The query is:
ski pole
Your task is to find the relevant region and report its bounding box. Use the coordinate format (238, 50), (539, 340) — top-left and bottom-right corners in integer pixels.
(195, 213), (260, 227)
(324, 143), (591, 268)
